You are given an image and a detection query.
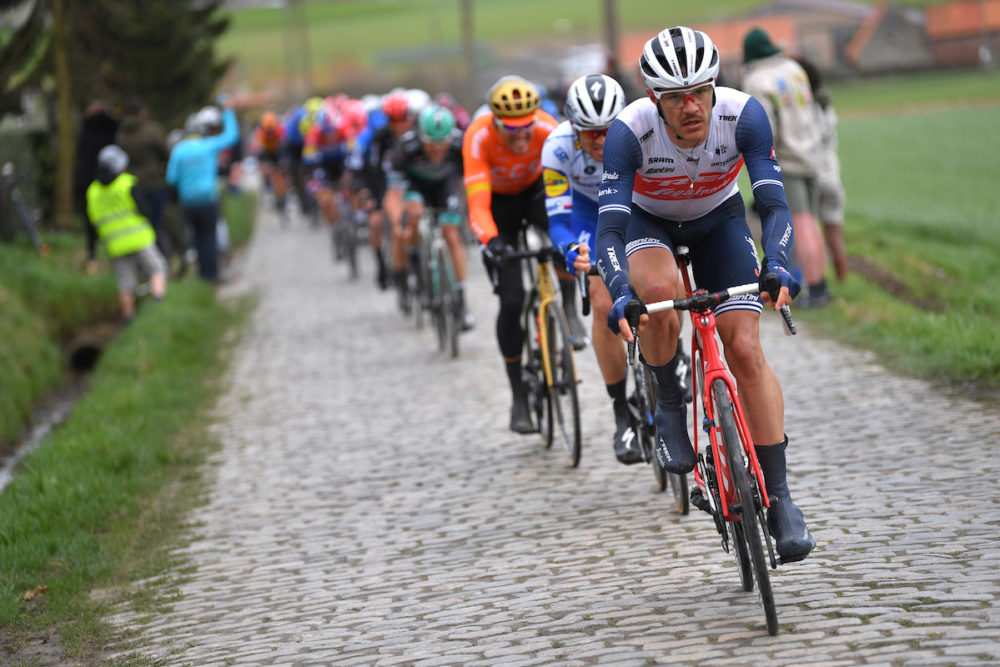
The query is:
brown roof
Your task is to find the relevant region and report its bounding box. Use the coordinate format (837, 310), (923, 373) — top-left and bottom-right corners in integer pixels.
(618, 16), (800, 72)
(926, 0), (1000, 39)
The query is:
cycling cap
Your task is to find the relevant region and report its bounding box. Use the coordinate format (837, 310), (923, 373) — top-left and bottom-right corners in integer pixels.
(640, 26), (719, 93)
(487, 75), (539, 124)
(418, 104), (456, 141)
(382, 92), (410, 122)
(564, 74), (626, 129)
(97, 144), (128, 175)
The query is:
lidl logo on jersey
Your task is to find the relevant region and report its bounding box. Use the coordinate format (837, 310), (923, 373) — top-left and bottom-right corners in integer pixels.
(544, 168), (569, 197)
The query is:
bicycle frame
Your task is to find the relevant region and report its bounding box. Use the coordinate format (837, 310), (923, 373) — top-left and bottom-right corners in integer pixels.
(647, 256), (770, 524)
(516, 234), (577, 390)
(643, 250), (792, 633)
(685, 293), (769, 525)
(508, 229), (583, 465)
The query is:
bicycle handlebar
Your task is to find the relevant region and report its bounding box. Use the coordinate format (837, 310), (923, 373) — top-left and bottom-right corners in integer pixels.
(645, 275), (797, 336)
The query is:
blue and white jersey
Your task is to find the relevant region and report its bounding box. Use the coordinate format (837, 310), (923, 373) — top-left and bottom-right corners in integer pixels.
(541, 120), (603, 257)
(596, 86), (793, 296)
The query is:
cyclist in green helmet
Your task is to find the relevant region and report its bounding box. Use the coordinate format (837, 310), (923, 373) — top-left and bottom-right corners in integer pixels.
(387, 103), (474, 330)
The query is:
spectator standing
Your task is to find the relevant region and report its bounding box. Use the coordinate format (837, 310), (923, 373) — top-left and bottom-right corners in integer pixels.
(115, 97), (172, 264)
(86, 145), (167, 323)
(796, 56), (848, 283)
(741, 28), (831, 307)
(166, 101), (239, 282)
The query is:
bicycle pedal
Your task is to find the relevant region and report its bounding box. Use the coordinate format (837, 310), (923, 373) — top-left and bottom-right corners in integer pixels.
(777, 552), (809, 566)
(690, 488), (715, 516)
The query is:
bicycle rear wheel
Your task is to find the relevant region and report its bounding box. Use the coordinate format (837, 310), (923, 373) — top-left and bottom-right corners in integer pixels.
(667, 470), (689, 514)
(544, 305), (581, 467)
(712, 378), (778, 635)
(435, 245), (460, 358)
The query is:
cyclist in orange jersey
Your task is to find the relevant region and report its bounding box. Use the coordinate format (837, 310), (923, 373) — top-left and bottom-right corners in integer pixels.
(251, 111), (290, 219)
(463, 75), (586, 434)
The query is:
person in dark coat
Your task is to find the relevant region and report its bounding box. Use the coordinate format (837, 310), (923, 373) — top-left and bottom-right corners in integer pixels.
(74, 100), (119, 272)
(115, 97), (172, 262)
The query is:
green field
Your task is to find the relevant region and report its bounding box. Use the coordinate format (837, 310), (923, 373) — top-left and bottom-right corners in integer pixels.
(218, 0), (946, 94)
(797, 69), (1000, 390)
(220, 0), (762, 74)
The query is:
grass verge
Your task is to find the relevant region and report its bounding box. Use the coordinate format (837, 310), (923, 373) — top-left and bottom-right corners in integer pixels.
(0, 233), (119, 449)
(0, 192), (256, 663)
(796, 79), (1000, 395)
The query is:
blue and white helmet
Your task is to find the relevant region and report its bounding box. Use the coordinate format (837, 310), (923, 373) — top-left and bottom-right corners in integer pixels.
(563, 74), (626, 129)
(640, 26), (720, 93)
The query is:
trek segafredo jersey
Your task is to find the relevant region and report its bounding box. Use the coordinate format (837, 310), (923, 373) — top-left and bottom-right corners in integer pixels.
(541, 120), (603, 255)
(596, 86), (794, 297)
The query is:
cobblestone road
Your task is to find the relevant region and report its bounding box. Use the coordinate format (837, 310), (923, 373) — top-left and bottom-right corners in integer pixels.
(108, 205), (1000, 666)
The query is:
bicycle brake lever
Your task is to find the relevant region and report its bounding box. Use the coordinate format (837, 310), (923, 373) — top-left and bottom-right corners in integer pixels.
(577, 270), (590, 317)
(627, 328), (638, 366)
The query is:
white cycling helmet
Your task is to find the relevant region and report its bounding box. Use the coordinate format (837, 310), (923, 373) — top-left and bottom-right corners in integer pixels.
(405, 88), (431, 116)
(97, 144), (129, 176)
(563, 74), (626, 129)
(196, 105), (223, 134)
(639, 26), (720, 93)
(183, 112), (201, 136)
(360, 93), (382, 115)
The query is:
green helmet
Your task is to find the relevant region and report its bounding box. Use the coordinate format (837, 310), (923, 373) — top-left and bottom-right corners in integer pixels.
(418, 104), (456, 142)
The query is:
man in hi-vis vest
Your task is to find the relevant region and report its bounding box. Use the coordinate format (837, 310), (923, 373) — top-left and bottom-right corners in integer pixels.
(86, 144), (167, 323)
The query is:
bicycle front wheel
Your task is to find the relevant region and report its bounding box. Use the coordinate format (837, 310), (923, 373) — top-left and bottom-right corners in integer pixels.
(544, 305), (581, 467)
(346, 222), (359, 280)
(636, 363), (668, 493)
(524, 300), (552, 446)
(712, 378), (778, 635)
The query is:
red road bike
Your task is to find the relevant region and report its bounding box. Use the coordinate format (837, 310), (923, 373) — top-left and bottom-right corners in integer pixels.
(637, 245), (796, 636)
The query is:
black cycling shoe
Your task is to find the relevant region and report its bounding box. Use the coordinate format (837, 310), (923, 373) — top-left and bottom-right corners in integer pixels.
(754, 438), (815, 563)
(612, 414), (642, 465)
(375, 255), (389, 291)
(509, 394), (535, 434)
(767, 497), (816, 563)
(653, 405), (695, 474)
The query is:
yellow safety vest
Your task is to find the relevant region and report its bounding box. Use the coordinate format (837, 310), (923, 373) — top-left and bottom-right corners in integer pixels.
(86, 173), (155, 258)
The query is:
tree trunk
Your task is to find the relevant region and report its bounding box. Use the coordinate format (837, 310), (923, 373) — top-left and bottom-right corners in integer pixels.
(51, 0), (76, 229)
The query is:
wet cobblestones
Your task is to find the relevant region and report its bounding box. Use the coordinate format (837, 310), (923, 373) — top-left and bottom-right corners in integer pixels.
(106, 207), (1000, 665)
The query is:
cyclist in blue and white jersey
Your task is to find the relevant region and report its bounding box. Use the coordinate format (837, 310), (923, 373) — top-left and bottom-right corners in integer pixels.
(544, 73), (678, 466)
(595, 26), (814, 562)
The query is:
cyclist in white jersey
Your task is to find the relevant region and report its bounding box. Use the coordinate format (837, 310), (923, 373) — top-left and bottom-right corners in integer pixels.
(595, 26), (814, 563)
(544, 74), (690, 466)
(543, 75), (633, 463)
